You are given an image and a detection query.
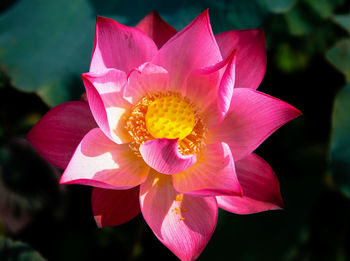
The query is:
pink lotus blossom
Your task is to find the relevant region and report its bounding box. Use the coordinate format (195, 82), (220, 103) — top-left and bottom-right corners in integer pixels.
(28, 10), (301, 260)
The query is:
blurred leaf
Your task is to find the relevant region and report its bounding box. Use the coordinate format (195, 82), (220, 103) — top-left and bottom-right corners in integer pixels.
(0, 236), (46, 261)
(0, 0), (94, 107)
(275, 43), (309, 72)
(326, 39), (350, 82)
(330, 83), (350, 197)
(303, 0), (344, 18)
(90, 0), (269, 32)
(284, 4), (312, 36)
(257, 0), (297, 14)
(332, 13), (350, 35)
(0, 138), (61, 233)
(223, 0), (268, 29)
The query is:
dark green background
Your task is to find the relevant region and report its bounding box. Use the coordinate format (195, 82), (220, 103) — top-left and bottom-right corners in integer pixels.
(1, 0), (350, 260)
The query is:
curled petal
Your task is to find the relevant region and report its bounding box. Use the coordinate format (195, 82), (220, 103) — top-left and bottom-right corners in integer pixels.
(139, 139), (196, 175)
(173, 142), (242, 196)
(203, 50), (237, 126)
(140, 171), (218, 261)
(217, 153), (284, 214)
(90, 16), (158, 73)
(27, 101), (97, 169)
(60, 128), (149, 189)
(215, 29), (266, 90)
(124, 62), (169, 104)
(186, 49), (236, 113)
(92, 187), (140, 227)
(82, 69), (131, 144)
(136, 11), (177, 49)
(209, 89), (301, 160)
(152, 9), (222, 93)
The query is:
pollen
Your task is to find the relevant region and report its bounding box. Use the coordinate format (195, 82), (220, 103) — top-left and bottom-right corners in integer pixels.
(125, 91), (207, 156)
(175, 194), (183, 202)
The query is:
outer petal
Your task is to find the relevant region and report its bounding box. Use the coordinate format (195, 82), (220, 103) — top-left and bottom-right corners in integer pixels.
(173, 142), (242, 196)
(152, 10), (222, 92)
(136, 11), (177, 49)
(82, 69), (131, 144)
(208, 89), (301, 160)
(60, 128), (149, 189)
(90, 16), (158, 74)
(139, 139), (196, 175)
(215, 29), (266, 90)
(124, 62), (169, 104)
(92, 187), (140, 227)
(140, 171), (218, 261)
(27, 101), (97, 169)
(217, 153), (284, 214)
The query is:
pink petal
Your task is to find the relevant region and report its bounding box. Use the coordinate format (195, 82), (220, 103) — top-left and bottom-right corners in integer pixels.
(92, 187), (140, 227)
(82, 69), (132, 144)
(139, 139), (196, 175)
(60, 128), (149, 189)
(185, 49), (236, 113)
(215, 29), (266, 90)
(136, 11), (177, 49)
(124, 62), (169, 104)
(140, 171), (218, 261)
(217, 153), (284, 214)
(203, 50), (237, 126)
(208, 89), (301, 161)
(152, 9), (222, 92)
(27, 101), (97, 169)
(173, 142), (242, 196)
(90, 16), (158, 74)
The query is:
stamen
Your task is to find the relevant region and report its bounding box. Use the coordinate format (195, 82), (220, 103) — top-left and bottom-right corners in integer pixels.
(125, 91), (207, 156)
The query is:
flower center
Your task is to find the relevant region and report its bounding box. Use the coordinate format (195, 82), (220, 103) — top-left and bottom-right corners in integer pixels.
(145, 96), (195, 140)
(125, 91), (207, 156)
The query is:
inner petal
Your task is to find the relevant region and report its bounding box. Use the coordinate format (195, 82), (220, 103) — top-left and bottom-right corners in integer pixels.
(145, 96), (195, 140)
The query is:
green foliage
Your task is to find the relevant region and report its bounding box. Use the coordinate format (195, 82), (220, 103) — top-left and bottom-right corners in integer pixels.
(0, 237), (46, 261)
(332, 13), (350, 35)
(0, 0), (94, 106)
(330, 84), (350, 197)
(258, 0), (297, 14)
(326, 39), (350, 82)
(303, 0), (344, 18)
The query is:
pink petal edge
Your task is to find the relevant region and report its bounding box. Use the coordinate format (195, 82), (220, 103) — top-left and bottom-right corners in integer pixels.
(208, 88), (302, 161)
(215, 29), (266, 90)
(90, 16), (158, 74)
(217, 153), (284, 214)
(139, 138), (196, 175)
(203, 49), (237, 127)
(124, 62), (169, 104)
(140, 171), (218, 261)
(173, 142), (242, 197)
(92, 187), (140, 227)
(152, 9), (222, 93)
(136, 11), (177, 49)
(27, 101), (97, 169)
(185, 49), (237, 114)
(60, 128), (149, 189)
(82, 69), (132, 144)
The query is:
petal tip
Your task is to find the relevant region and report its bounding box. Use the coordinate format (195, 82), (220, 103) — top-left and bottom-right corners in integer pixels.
(94, 215), (103, 228)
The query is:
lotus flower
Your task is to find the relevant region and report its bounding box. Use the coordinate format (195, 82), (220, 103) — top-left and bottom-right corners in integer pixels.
(27, 10), (301, 260)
